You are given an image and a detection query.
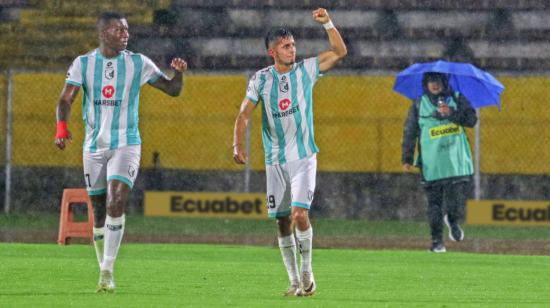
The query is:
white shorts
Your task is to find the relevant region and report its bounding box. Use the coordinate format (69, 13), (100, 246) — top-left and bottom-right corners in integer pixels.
(265, 154), (317, 218)
(82, 145), (141, 196)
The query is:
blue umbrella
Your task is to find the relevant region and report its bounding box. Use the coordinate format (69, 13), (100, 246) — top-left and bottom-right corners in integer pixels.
(393, 60), (505, 109)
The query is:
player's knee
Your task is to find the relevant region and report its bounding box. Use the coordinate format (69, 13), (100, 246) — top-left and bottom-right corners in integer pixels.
(291, 209), (309, 225)
(106, 192), (126, 214)
(277, 216), (291, 229)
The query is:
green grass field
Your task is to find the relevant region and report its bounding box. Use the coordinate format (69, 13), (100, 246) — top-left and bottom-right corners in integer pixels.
(5, 214), (550, 240)
(2, 243), (550, 307)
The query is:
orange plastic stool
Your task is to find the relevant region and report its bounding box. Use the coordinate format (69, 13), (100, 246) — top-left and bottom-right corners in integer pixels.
(57, 188), (95, 245)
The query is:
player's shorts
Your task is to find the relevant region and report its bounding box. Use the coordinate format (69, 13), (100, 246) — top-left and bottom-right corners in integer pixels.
(82, 145), (141, 196)
(265, 154), (317, 218)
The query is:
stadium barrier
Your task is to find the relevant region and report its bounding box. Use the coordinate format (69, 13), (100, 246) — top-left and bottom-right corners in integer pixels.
(144, 191), (267, 219)
(1, 72), (549, 218)
(467, 200), (550, 226)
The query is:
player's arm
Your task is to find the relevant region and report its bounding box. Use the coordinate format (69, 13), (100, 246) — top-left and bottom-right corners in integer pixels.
(55, 83), (80, 150)
(149, 58), (188, 97)
(233, 98), (256, 164)
(313, 8), (348, 72)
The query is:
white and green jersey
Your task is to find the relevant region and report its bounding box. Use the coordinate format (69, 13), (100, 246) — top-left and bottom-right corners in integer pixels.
(65, 49), (165, 152)
(247, 57), (321, 165)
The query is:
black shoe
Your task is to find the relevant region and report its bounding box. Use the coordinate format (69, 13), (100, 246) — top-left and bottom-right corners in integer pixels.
(444, 215), (464, 242)
(430, 241), (446, 253)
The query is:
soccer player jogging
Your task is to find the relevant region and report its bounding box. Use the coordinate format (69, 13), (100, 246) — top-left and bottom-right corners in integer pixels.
(233, 8), (346, 296)
(54, 12), (187, 293)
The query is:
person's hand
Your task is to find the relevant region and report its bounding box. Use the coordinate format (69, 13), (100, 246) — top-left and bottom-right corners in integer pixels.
(55, 131), (73, 150)
(233, 143), (247, 164)
(55, 121), (71, 150)
(312, 8), (330, 24)
(437, 103), (453, 118)
(171, 58), (188, 73)
(403, 163), (412, 172)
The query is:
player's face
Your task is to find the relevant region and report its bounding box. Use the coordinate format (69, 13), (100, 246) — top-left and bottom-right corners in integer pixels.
(427, 80), (443, 95)
(101, 18), (129, 52)
(270, 36), (296, 65)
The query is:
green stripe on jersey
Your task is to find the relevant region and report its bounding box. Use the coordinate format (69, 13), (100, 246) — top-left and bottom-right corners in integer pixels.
(127, 55), (142, 145)
(289, 69), (307, 159)
(258, 74), (272, 165)
(80, 57), (89, 146)
(269, 69), (286, 164)
(89, 56), (104, 153)
(110, 55), (126, 150)
(300, 64), (319, 154)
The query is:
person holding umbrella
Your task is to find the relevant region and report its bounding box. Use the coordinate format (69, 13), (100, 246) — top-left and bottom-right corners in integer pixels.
(401, 72), (477, 253)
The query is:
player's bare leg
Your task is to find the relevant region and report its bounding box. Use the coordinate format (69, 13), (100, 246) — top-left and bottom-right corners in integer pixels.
(277, 216), (300, 296)
(97, 180), (129, 293)
(292, 207), (316, 296)
(91, 195), (106, 267)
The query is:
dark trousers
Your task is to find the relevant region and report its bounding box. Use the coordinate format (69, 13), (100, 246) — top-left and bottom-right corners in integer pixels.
(423, 181), (468, 243)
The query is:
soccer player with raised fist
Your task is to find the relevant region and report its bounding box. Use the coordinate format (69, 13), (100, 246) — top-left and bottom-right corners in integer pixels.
(233, 8), (347, 297)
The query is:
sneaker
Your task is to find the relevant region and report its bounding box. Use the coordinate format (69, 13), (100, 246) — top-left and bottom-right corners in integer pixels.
(430, 242), (446, 253)
(298, 272), (316, 297)
(283, 283), (300, 296)
(96, 270), (115, 293)
(444, 215), (464, 242)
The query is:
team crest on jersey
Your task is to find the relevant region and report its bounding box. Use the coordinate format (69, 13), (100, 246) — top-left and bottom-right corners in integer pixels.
(105, 62), (115, 80)
(279, 75), (289, 93)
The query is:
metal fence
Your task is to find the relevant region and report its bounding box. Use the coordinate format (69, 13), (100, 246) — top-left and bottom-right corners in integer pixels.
(1, 70), (550, 219)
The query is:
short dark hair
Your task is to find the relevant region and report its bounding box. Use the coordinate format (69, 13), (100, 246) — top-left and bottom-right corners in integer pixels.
(97, 11), (125, 31)
(265, 27), (293, 50)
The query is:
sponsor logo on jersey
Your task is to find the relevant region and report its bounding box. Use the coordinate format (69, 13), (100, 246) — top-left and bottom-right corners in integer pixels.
(429, 123), (462, 139)
(102, 85), (115, 98)
(278, 98), (291, 111)
(97, 86), (121, 105)
(272, 103), (299, 119)
(94, 99), (122, 107)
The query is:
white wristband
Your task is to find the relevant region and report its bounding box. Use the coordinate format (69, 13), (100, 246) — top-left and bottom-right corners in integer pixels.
(323, 20), (334, 30)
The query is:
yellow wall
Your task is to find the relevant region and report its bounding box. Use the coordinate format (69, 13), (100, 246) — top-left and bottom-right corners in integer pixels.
(479, 77), (550, 174)
(8, 73), (550, 174)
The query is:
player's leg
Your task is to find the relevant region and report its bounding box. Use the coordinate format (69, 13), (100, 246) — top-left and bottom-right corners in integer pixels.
(99, 145), (141, 292)
(101, 179), (129, 272)
(267, 163), (299, 296)
(289, 154), (317, 296)
(443, 181), (467, 242)
(83, 151), (108, 267)
(91, 195), (106, 265)
(276, 215), (300, 296)
(424, 184), (446, 252)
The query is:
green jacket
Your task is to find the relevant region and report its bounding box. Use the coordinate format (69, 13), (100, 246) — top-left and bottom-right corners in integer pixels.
(401, 92), (477, 184)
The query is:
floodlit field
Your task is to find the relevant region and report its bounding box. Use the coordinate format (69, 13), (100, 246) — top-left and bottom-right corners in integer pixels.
(2, 243), (550, 307)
